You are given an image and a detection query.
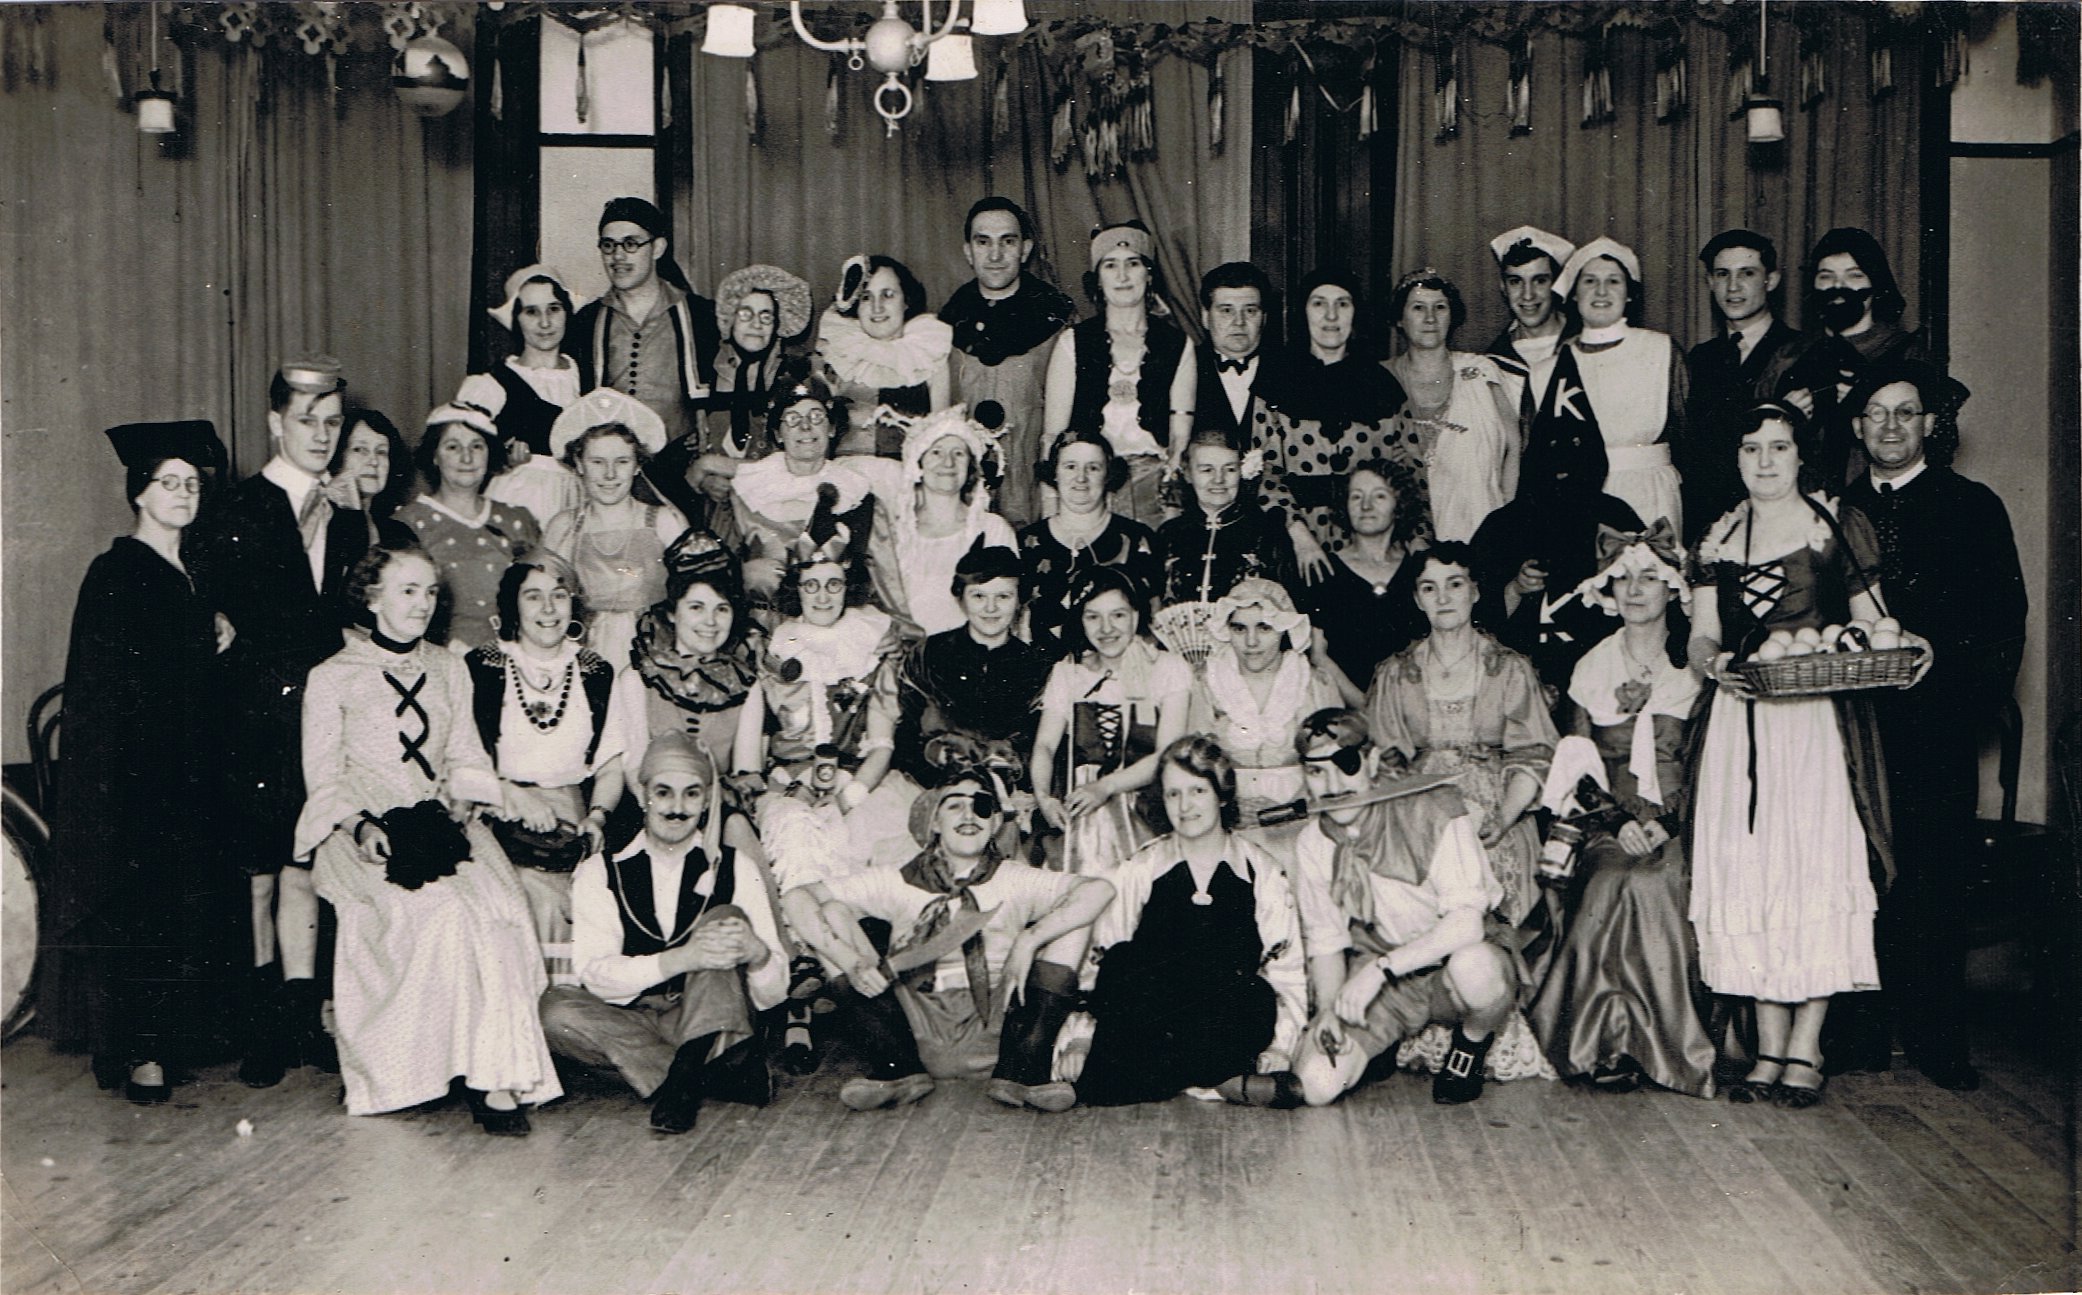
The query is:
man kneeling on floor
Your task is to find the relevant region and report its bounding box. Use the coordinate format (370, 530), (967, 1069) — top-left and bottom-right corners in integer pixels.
(781, 764), (1113, 1112)
(1287, 708), (1520, 1106)
(540, 732), (787, 1133)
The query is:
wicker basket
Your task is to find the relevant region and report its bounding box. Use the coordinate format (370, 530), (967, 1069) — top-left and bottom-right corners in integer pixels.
(1732, 646), (1924, 697)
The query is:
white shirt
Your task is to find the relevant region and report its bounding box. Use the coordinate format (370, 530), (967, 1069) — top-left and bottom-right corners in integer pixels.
(1728, 312), (1776, 364)
(261, 456), (327, 590)
(1217, 354), (1259, 425)
(570, 828), (788, 1009)
(1292, 811), (1500, 955)
(1869, 460), (1928, 493)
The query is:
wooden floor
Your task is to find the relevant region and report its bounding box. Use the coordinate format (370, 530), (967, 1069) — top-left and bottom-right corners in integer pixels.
(3, 1001), (2074, 1295)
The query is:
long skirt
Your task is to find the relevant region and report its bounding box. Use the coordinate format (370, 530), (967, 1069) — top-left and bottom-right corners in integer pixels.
(313, 817), (562, 1115)
(1528, 834), (1718, 1097)
(1689, 691), (1879, 1002)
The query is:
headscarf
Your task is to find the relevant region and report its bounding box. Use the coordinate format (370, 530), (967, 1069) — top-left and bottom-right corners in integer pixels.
(487, 264), (590, 332)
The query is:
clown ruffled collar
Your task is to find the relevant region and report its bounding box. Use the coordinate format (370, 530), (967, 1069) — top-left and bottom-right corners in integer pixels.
(630, 605), (761, 713)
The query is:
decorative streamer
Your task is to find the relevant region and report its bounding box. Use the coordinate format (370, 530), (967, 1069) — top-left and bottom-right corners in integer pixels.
(1798, 21), (1828, 108)
(1357, 52), (1376, 140)
(1506, 32), (1532, 136)
(1580, 27), (1614, 127)
(745, 60), (761, 143)
(1283, 76), (1299, 146)
(826, 52), (842, 141)
(1206, 53), (1224, 155)
(1050, 69), (1073, 170)
(101, 17), (123, 101)
(992, 55), (1010, 139)
(1869, 39), (1893, 100)
(1433, 39), (1458, 141)
(490, 49), (503, 120)
(1654, 34), (1688, 122)
(574, 28), (589, 124)
(657, 60), (669, 131)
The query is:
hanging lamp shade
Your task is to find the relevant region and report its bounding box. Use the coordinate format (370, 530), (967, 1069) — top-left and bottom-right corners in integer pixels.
(702, 5), (758, 58)
(969, 0), (1029, 36)
(136, 82), (177, 133)
(925, 33), (978, 82)
(1745, 95), (1785, 143)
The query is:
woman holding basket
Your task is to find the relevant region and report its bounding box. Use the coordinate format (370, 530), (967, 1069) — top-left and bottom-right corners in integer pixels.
(1686, 402), (1928, 1108)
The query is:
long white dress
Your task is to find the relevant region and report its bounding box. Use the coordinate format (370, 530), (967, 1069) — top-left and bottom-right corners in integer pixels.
(296, 634), (563, 1116)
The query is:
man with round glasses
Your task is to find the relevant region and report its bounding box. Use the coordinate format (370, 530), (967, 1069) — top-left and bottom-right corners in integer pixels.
(780, 765), (1113, 1111)
(568, 196), (721, 450)
(1841, 361), (2025, 1092)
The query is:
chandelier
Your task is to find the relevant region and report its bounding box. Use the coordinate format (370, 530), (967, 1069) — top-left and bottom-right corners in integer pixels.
(702, 1), (1030, 136)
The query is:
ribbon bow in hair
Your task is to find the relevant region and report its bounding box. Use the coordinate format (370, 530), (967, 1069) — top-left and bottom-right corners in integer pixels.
(1594, 518), (1682, 569)
(1577, 518), (1691, 614)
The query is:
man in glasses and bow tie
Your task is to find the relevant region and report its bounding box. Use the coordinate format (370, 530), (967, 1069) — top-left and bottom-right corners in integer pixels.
(1284, 708), (1519, 1108)
(190, 354), (370, 1087)
(781, 764), (1112, 1113)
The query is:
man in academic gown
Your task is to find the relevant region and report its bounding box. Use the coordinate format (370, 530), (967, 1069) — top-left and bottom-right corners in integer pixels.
(941, 197), (1076, 528)
(189, 355), (368, 1086)
(1841, 361), (2026, 1091)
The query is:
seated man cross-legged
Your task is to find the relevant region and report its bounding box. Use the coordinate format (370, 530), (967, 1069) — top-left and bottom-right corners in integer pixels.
(1287, 708), (1519, 1107)
(781, 766), (1113, 1113)
(539, 731), (787, 1135)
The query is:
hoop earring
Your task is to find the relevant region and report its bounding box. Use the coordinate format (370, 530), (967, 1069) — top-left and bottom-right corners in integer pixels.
(565, 619), (586, 642)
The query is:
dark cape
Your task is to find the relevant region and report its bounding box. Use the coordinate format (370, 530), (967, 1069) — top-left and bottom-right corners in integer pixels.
(41, 538), (244, 1065)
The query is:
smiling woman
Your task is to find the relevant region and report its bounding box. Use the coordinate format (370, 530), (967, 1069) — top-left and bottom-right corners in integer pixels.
(393, 404), (541, 651)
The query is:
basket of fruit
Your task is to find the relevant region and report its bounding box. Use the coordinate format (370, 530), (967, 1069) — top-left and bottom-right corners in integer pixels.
(1731, 617), (1924, 697)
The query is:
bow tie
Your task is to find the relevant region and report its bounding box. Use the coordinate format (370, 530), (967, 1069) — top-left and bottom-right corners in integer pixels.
(1215, 354), (1253, 375)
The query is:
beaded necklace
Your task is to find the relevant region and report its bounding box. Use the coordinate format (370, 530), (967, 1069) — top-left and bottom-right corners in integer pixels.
(510, 651), (576, 732)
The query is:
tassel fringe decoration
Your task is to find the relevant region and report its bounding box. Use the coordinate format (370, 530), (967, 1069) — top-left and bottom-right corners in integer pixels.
(1433, 40), (1458, 141)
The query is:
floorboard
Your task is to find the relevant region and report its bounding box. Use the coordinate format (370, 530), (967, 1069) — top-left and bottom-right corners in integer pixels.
(3, 1003), (2072, 1295)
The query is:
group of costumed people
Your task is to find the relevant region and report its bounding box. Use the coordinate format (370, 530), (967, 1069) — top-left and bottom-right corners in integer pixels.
(39, 195), (2025, 1140)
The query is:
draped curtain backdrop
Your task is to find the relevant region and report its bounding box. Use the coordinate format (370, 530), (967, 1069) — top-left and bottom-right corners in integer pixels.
(673, 1), (1250, 342)
(1389, 15), (1927, 352)
(1, 5), (473, 760)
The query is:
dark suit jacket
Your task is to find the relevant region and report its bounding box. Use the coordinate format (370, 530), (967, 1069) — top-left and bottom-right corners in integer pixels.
(1682, 319), (1801, 542)
(1192, 346), (1291, 446)
(189, 472), (368, 847)
(1842, 466), (2026, 722)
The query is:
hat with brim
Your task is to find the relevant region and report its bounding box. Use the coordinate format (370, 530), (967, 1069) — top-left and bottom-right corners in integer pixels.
(277, 354), (345, 395)
(1557, 238), (1642, 298)
(488, 264), (591, 333)
(425, 402), (499, 442)
(549, 388), (668, 458)
(716, 264), (813, 342)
